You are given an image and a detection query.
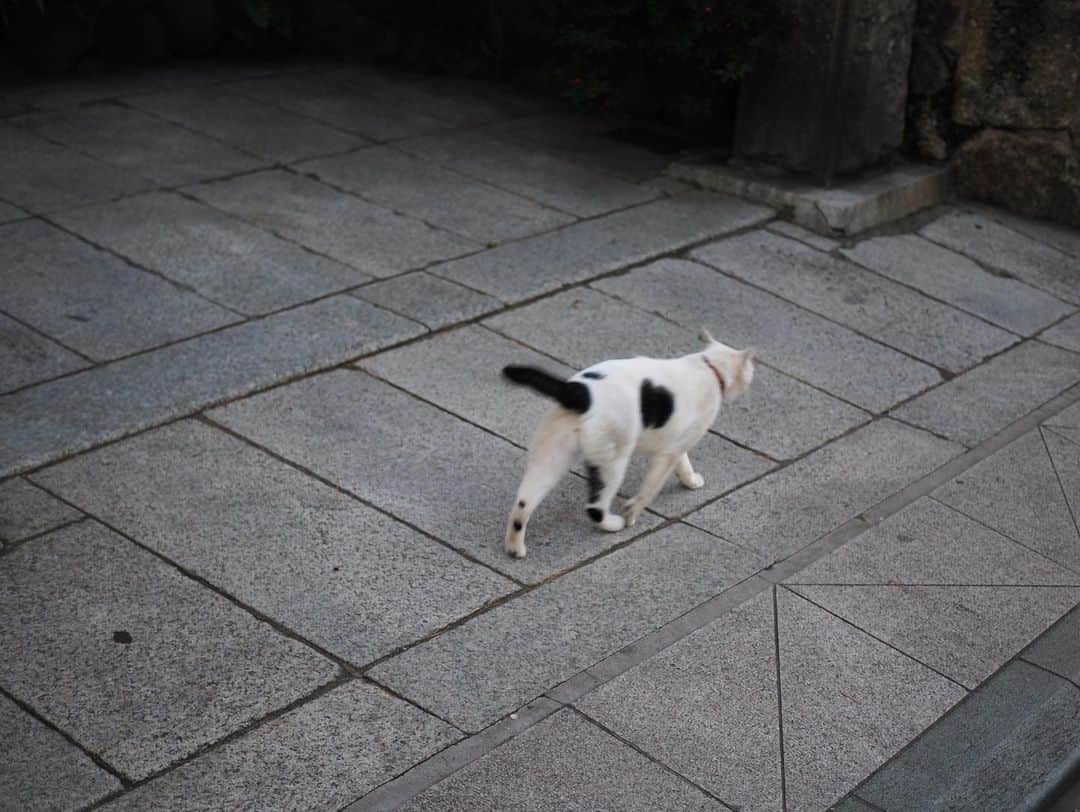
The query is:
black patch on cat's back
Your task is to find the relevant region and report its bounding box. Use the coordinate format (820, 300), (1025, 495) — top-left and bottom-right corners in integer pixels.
(582, 370), (605, 380)
(640, 379), (674, 428)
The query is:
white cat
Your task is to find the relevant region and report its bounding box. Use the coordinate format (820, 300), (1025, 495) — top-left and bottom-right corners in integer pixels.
(501, 329), (754, 558)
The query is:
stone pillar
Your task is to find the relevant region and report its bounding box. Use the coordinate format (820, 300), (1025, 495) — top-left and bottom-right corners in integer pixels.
(733, 0), (918, 184)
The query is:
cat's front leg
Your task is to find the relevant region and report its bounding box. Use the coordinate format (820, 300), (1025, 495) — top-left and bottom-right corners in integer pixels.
(675, 452), (705, 490)
(625, 453), (679, 526)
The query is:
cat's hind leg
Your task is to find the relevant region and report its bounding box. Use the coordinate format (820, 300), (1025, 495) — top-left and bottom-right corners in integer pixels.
(505, 411), (577, 558)
(675, 452), (705, 490)
(585, 453), (631, 532)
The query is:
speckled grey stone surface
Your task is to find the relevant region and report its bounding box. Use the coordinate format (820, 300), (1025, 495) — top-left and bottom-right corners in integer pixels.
(0, 694), (121, 811)
(17, 105), (264, 186)
(1043, 428), (1080, 539)
(361, 325), (576, 448)
(397, 129), (657, 218)
(299, 146), (573, 243)
(0, 123), (152, 213)
(432, 194), (773, 303)
(776, 588), (966, 812)
(0, 219), (237, 361)
(189, 170), (476, 278)
(210, 369), (661, 583)
(1025, 606), (1080, 684)
(921, 211), (1080, 304)
(693, 231), (1017, 373)
(789, 497), (1078, 585)
(399, 710), (723, 811)
(934, 429), (1080, 572)
(352, 271), (501, 330)
(486, 287), (870, 461)
(370, 524), (764, 731)
(1043, 313), (1080, 353)
(595, 259), (942, 412)
(0, 296), (423, 477)
(103, 681), (460, 812)
(0, 200), (26, 223)
(857, 661), (1080, 812)
(0, 521), (337, 780)
(893, 341), (1080, 447)
(34, 420), (513, 667)
(767, 220), (841, 252)
(0, 477), (81, 542)
(580, 589), (782, 812)
(227, 73), (450, 142)
(688, 419), (961, 563)
(0, 312), (87, 394)
(55, 192), (369, 315)
(129, 87), (368, 163)
(791, 583), (1080, 688)
(842, 234), (1075, 336)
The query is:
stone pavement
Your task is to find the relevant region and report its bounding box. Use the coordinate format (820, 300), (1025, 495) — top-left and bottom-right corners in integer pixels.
(2, 62), (1080, 811)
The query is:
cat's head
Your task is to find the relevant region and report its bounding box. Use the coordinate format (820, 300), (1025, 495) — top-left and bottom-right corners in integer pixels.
(699, 327), (754, 400)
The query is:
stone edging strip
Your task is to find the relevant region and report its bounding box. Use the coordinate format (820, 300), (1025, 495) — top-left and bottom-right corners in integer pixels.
(346, 379), (1080, 811)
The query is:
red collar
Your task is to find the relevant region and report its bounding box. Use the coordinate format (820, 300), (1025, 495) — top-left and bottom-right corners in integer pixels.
(703, 356), (726, 395)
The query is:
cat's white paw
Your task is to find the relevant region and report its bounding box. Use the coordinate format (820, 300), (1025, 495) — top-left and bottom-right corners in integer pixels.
(623, 499), (642, 527)
(600, 514), (625, 532)
(682, 473), (705, 490)
(504, 538), (527, 558)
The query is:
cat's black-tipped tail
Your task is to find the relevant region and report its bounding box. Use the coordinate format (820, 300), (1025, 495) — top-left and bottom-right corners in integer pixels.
(502, 365), (591, 413)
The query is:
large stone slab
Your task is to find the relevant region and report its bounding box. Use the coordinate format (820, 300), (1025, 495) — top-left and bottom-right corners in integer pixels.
(0, 312), (87, 393)
(892, 340), (1080, 447)
(299, 147), (573, 244)
(595, 259), (941, 412)
(399, 710), (722, 811)
(488, 287), (870, 460)
(688, 419), (961, 563)
(227, 74), (450, 142)
(17, 105), (264, 186)
(857, 661), (1080, 811)
(398, 130), (655, 218)
(842, 233), (1075, 336)
(920, 211), (1080, 304)
(791, 583), (1080, 688)
(0, 694), (121, 811)
(935, 429), (1080, 571)
(352, 271), (501, 331)
(0, 521), (337, 780)
(1044, 428), (1080, 534)
(103, 681), (460, 812)
(967, 202), (1080, 259)
(0, 477), (81, 543)
(791, 497), (1078, 586)
(0, 123), (151, 213)
(130, 87), (368, 163)
(0, 220), (237, 361)
(0, 296), (422, 477)
(1043, 313), (1080, 354)
(370, 524), (764, 731)
(35, 421), (513, 667)
(693, 231), (1017, 373)
(777, 587), (966, 811)
(55, 192), (368, 315)
(209, 369), (661, 584)
(190, 170), (476, 278)
(431, 194), (773, 304)
(579, 590), (782, 812)
(361, 325), (576, 449)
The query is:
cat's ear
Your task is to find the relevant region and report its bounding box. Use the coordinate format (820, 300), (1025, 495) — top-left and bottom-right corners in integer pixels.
(698, 327), (716, 344)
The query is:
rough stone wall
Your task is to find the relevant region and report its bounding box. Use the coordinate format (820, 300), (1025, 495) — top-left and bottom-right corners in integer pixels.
(906, 0), (1080, 226)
